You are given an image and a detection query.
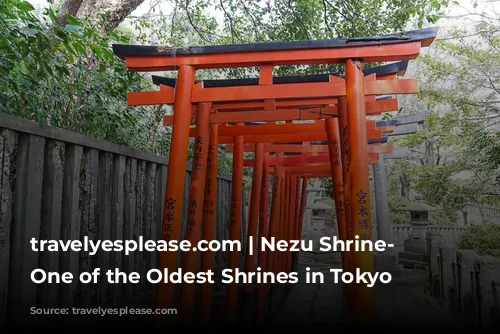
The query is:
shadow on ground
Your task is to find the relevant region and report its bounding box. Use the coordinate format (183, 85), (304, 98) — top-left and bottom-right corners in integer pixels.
(271, 251), (462, 330)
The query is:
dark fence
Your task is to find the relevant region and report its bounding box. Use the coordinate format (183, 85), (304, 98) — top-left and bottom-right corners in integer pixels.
(0, 112), (246, 324)
(426, 232), (500, 328)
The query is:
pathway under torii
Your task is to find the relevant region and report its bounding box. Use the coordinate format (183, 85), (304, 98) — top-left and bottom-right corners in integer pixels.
(112, 26), (438, 329)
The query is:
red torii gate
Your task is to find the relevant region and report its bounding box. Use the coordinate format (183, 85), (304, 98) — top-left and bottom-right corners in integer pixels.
(157, 64), (405, 125)
(165, 73), (399, 323)
(162, 76), (395, 324)
(112, 26), (437, 328)
(213, 103), (393, 318)
(124, 60), (403, 325)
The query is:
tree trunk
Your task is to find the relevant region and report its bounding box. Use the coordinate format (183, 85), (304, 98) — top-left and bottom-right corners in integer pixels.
(400, 174), (410, 199)
(77, 0), (145, 32)
(425, 138), (435, 165)
(57, 0), (84, 27)
(58, 0), (145, 33)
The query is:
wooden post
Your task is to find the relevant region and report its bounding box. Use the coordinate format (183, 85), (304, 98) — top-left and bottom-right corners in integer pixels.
(156, 65), (195, 318)
(278, 171), (286, 274)
(298, 177), (308, 238)
(282, 173), (290, 273)
(292, 176), (301, 269)
(326, 115), (354, 313)
(243, 142), (264, 322)
(325, 117), (348, 260)
(199, 123), (219, 325)
(227, 122), (244, 324)
(244, 143), (264, 291)
(287, 176), (297, 272)
(294, 179), (301, 240)
(179, 102), (211, 325)
(256, 152), (270, 321)
(338, 96), (356, 315)
(345, 59), (375, 323)
(267, 167), (281, 277)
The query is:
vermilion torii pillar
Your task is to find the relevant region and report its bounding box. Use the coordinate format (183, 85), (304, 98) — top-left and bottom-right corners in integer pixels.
(155, 65), (195, 324)
(292, 176), (302, 269)
(130, 67), (403, 320)
(228, 122), (244, 325)
(325, 117), (348, 273)
(338, 96), (356, 314)
(246, 143), (264, 271)
(244, 138), (382, 311)
(244, 143), (264, 298)
(179, 102), (211, 326)
(112, 26), (437, 327)
(255, 152), (270, 322)
(199, 123), (219, 325)
(345, 59), (375, 323)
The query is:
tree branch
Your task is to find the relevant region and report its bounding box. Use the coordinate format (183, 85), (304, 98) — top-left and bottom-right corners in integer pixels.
(442, 12), (500, 22)
(238, 0), (262, 38)
(184, 0), (210, 43)
(323, 0), (350, 21)
(436, 29), (500, 41)
(480, 119), (500, 131)
(322, 0), (336, 37)
(76, 0), (146, 33)
(219, 0), (243, 43)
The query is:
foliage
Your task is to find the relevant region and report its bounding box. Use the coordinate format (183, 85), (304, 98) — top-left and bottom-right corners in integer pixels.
(1, 0), (456, 178)
(388, 194), (411, 224)
(130, 0), (451, 78)
(385, 6), (500, 221)
(0, 0), (168, 153)
(320, 178), (333, 197)
(457, 224), (500, 257)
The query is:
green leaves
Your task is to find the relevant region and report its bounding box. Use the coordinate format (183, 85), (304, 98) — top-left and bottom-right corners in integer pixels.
(15, 1), (34, 12)
(384, 3), (500, 220)
(127, 0), (452, 77)
(0, 0), (153, 150)
(65, 14), (80, 26)
(457, 224), (500, 257)
(63, 24), (81, 31)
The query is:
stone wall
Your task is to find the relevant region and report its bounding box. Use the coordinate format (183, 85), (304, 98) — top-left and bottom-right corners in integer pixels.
(425, 232), (500, 327)
(369, 224), (467, 249)
(457, 204), (500, 226)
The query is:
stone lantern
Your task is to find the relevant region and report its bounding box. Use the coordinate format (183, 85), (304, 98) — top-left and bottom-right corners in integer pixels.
(304, 200), (336, 256)
(398, 201), (438, 269)
(307, 200), (333, 233)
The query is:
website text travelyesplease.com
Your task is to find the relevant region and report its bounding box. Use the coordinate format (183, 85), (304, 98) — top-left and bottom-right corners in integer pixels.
(30, 307), (177, 316)
(30, 235), (393, 256)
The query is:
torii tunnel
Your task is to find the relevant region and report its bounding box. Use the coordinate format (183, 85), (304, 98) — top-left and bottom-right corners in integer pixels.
(112, 26), (437, 329)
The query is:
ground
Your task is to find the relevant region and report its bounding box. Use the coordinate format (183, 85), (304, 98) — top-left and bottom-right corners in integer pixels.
(271, 251), (462, 329)
(272, 254), (459, 328)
